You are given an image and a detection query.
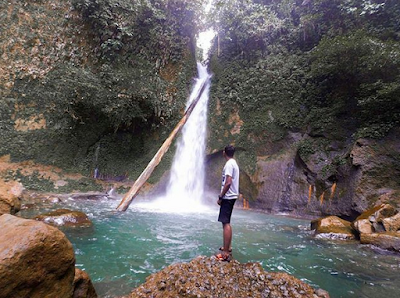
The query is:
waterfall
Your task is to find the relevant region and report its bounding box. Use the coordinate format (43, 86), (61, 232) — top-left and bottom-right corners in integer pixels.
(165, 63), (210, 205)
(134, 12), (216, 212)
(145, 63), (212, 213)
(93, 144), (100, 179)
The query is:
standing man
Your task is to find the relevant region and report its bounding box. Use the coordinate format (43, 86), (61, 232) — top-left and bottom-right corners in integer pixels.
(216, 145), (239, 261)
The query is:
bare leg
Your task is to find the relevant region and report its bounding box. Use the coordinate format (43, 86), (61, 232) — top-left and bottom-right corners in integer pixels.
(222, 223), (232, 256)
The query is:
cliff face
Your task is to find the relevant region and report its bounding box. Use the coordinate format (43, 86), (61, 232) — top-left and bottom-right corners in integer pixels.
(206, 0), (400, 219)
(0, 0), (199, 192)
(244, 129), (400, 219)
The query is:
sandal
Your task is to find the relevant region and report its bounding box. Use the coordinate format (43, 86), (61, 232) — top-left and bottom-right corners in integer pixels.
(219, 247), (232, 253)
(215, 253), (231, 262)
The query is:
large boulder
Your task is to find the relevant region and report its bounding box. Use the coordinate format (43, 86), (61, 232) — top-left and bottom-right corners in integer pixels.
(35, 209), (92, 227)
(127, 256), (329, 298)
(352, 218), (373, 234)
(352, 204), (398, 234)
(382, 213), (400, 232)
(0, 214), (75, 298)
(73, 268), (97, 298)
(369, 204), (397, 223)
(311, 216), (356, 239)
(0, 179), (22, 215)
(360, 233), (400, 252)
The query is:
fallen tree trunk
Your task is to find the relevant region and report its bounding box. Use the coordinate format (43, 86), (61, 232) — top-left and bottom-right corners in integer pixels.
(116, 79), (209, 212)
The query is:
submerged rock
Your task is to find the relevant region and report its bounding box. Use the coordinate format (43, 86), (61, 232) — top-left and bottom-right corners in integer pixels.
(311, 216), (356, 239)
(126, 255), (329, 298)
(0, 214), (75, 298)
(35, 208), (92, 227)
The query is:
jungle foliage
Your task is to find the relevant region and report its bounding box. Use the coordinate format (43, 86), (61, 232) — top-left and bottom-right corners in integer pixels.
(208, 0), (400, 153)
(65, 0), (205, 130)
(0, 0), (204, 180)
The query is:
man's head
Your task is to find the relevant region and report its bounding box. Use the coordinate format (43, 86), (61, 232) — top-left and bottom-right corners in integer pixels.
(224, 145), (235, 158)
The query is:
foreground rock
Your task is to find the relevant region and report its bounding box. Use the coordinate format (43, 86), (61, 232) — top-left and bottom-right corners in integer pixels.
(311, 216), (355, 240)
(35, 208), (92, 227)
(73, 268), (98, 298)
(0, 179), (22, 215)
(126, 256), (329, 298)
(0, 214), (97, 298)
(0, 214), (75, 298)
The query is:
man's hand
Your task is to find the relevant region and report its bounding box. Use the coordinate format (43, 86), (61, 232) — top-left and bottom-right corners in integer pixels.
(217, 198), (222, 205)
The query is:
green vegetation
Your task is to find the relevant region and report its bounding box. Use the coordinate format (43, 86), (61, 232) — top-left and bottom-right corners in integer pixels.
(0, 0), (204, 189)
(208, 0), (400, 175)
(5, 170), (55, 193)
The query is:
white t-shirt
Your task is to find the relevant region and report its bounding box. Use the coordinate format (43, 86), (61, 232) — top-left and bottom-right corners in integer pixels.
(221, 158), (239, 200)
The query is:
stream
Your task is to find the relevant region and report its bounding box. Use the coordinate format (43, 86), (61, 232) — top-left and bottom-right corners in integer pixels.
(20, 197), (400, 298)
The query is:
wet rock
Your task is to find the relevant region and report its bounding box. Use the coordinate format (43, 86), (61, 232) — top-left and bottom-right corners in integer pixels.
(126, 256), (329, 298)
(35, 208), (92, 227)
(0, 179), (22, 215)
(73, 268), (98, 298)
(70, 192), (109, 200)
(352, 218), (373, 234)
(382, 213), (400, 232)
(360, 232), (400, 252)
(352, 204), (398, 234)
(0, 214), (75, 297)
(311, 216), (355, 239)
(48, 196), (62, 203)
(315, 232), (355, 240)
(21, 203), (36, 210)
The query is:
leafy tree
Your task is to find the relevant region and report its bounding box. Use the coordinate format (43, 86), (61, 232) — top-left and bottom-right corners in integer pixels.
(209, 0), (400, 142)
(309, 31), (400, 138)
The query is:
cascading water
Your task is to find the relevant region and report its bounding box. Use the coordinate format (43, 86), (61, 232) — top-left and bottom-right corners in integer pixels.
(93, 144), (100, 179)
(146, 63), (212, 212)
(134, 1), (215, 213)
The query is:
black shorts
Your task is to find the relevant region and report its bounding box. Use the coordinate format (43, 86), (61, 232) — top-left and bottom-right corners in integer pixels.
(218, 199), (236, 224)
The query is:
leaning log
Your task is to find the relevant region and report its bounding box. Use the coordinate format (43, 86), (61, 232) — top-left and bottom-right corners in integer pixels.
(116, 79), (208, 211)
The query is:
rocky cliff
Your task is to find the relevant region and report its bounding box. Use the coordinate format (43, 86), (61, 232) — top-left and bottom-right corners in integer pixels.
(205, 0), (400, 220)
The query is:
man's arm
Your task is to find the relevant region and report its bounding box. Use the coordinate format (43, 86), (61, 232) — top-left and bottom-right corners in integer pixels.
(217, 175), (232, 205)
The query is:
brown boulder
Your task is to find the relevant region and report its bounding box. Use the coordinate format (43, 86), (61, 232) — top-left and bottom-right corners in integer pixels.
(0, 214), (75, 298)
(382, 213), (400, 232)
(352, 204), (398, 234)
(73, 268), (97, 298)
(0, 180), (22, 215)
(311, 216), (356, 239)
(370, 204), (397, 223)
(352, 218), (373, 234)
(35, 208), (92, 227)
(127, 256), (329, 298)
(360, 232), (400, 252)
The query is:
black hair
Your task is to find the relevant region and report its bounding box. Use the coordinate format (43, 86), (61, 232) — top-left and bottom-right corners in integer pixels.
(224, 145), (235, 157)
